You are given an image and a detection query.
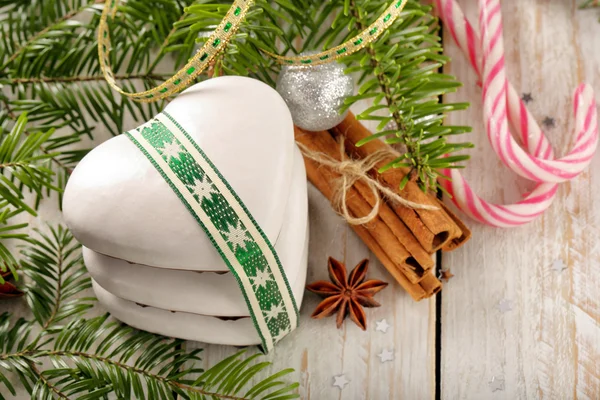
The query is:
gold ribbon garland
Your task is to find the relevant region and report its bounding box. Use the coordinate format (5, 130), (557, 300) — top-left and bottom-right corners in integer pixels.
(98, 0), (408, 103)
(98, 0), (254, 103)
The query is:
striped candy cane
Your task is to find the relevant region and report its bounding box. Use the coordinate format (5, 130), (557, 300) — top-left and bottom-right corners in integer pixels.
(433, 0), (599, 227)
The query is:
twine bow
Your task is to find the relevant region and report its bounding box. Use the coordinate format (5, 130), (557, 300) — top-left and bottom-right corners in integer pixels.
(296, 139), (438, 225)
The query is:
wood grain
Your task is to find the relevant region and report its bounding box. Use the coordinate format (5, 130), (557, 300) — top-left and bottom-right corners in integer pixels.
(441, 1), (600, 398)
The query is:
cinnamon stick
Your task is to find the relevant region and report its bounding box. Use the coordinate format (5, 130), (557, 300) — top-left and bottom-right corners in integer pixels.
(351, 223), (432, 301)
(295, 127), (431, 285)
(331, 112), (471, 253)
(352, 178), (434, 272)
(436, 199), (472, 251)
(297, 137), (436, 300)
(419, 271), (442, 297)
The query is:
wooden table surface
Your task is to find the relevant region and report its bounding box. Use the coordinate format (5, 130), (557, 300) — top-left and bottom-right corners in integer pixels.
(193, 3), (600, 399)
(439, 1), (600, 399)
(6, 1), (600, 399)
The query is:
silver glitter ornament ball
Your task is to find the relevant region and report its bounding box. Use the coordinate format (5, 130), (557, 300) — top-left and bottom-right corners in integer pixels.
(276, 59), (354, 132)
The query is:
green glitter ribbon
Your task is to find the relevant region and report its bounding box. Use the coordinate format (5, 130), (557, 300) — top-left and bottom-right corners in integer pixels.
(126, 112), (298, 352)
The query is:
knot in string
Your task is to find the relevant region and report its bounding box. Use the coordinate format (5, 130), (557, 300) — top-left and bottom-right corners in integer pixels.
(296, 137), (438, 225)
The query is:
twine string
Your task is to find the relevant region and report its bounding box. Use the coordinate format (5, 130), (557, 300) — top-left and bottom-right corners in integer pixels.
(296, 138), (438, 225)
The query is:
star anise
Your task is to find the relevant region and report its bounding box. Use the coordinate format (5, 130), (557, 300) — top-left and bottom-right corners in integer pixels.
(306, 257), (388, 330)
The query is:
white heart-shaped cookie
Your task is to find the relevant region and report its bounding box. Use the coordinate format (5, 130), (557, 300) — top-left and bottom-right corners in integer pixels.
(64, 76), (297, 272)
(84, 146), (309, 317)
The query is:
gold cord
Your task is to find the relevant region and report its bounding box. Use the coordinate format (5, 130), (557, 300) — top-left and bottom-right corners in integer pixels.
(98, 0), (408, 102)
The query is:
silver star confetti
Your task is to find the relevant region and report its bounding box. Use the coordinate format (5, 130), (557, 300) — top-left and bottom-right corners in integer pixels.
(497, 299), (512, 313)
(377, 349), (394, 363)
(332, 374), (349, 390)
(488, 375), (505, 392)
(551, 259), (567, 273)
(375, 319), (390, 334)
(542, 116), (556, 129)
(521, 93), (533, 104)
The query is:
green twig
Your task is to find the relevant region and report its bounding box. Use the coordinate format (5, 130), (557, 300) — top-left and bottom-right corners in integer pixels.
(41, 246), (64, 331)
(1, 0), (101, 71)
(6, 73), (173, 85)
(0, 97), (73, 175)
(146, 12), (190, 74)
(2, 350), (248, 400)
(29, 362), (69, 399)
(348, 0), (418, 180)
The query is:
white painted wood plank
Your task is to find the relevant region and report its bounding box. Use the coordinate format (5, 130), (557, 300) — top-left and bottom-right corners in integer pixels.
(441, 1), (600, 399)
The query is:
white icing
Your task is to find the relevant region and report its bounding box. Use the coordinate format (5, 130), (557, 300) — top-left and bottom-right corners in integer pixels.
(86, 147), (309, 316)
(64, 76), (296, 271)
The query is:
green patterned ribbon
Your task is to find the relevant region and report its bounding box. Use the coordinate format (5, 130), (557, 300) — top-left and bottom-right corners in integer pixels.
(126, 112), (298, 352)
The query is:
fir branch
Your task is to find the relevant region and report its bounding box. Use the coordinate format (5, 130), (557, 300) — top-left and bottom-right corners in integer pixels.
(1, 0), (190, 145)
(0, 99), (72, 179)
(0, 210), (27, 283)
(0, 0), (101, 71)
(4, 73), (173, 85)
(2, 87), (74, 181)
(28, 362), (69, 400)
(21, 226), (94, 331)
(1, 349), (246, 400)
(170, 0), (315, 86)
(0, 227), (299, 399)
(145, 11), (191, 74)
(348, 0), (415, 175)
(347, 0), (435, 184)
(0, 320), (298, 399)
(0, 114), (59, 215)
(0, 96), (15, 119)
(313, 0), (473, 191)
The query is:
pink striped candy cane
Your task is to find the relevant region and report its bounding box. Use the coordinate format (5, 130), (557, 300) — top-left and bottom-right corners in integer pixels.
(479, 0), (597, 182)
(435, 0), (559, 227)
(433, 0), (599, 227)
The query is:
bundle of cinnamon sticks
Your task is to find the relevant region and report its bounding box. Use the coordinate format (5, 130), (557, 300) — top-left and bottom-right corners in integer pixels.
(295, 112), (471, 301)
